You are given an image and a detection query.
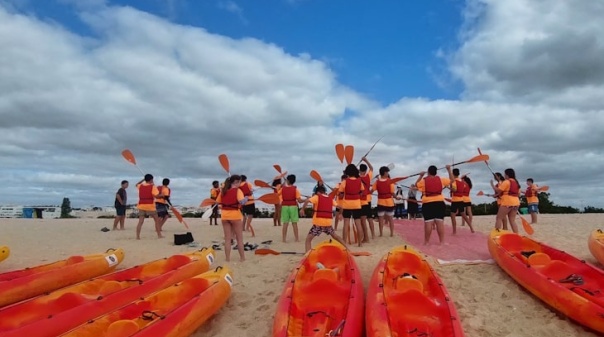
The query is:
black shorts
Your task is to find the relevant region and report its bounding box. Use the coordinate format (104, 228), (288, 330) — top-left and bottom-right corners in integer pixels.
(115, 205), (126, 216)
(156, 203), (169, 218)
(450, 201), (466, 215)
(242, 203), (255, 216)
(342, 209), (362, 220)
(464, 202), (472, 208)
(422, 201), (446, 221)
(361, 203), (372, 217)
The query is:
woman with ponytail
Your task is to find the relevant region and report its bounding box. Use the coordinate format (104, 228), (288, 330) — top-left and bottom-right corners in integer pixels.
(215, 175), (247, 262)
(491, 168), (520, 233)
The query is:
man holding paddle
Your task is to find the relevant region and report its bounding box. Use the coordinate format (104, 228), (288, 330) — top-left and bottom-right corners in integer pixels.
(524, 178), (540, 224)
(239, 175), (256, 236)
(415, 165), (454, 245)
(209, 181), (220, 226)
(135, 174), (164, 240)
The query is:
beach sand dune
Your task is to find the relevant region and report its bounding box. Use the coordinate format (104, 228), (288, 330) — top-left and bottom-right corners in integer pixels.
(1, 213), (602, 336)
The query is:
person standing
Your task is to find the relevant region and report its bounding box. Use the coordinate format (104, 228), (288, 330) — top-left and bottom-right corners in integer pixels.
(155, 178), (171, 231)
(279, 174), (304, 242)
(333, 174), (347, 230)
(210, 180), (221, 226)
(491, 168), (520, 233)
(407, 184), (419, 220)
(135, 174), (163, 240)
(450, 169), (473, 234)
(338, 164), (365, 247)
(215, 175), (246, 262)
(525, 178), (539, 224)
(492, 172), (508, 230)
(462, 175), (473, 227)
(239, 175), (256, 236)
(113, 180), (128, 230)
(415, 165), (453, 245)
(299, 185), (348, 252)
(394, 185), (405, 219)
(371, 166), (395, 237)
(359, 157), (374, 241)
(272, 177), (283, 227)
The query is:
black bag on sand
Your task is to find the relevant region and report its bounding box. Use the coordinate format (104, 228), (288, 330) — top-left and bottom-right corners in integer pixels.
(174, 232), (194, 245)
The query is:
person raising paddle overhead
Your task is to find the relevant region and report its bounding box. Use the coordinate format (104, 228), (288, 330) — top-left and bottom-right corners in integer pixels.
(135, 174), (163, 240)
(272, 177), (283, 227)
(299, 185), (347, 252)
(239, 175), (256, 236)
(371, 166), (395, 237)
(358, 157), (375, 241)
(155, 178), (171, 231)
(415, 165), (454, 245)
(524, 178), (540, 224)
(215, 175), (247, 262)
(209, 180), (220, 226)
(491, 168), (521, 233)
(450, 169), (473, 234)
(338, 164), (365, 247)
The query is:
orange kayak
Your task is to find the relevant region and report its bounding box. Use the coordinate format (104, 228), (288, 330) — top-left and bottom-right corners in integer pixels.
(0, 246), (9, 263)
(0, 248), (215, 337)
(366, 245), (465, 337)
(0, 248), (125, 308)
(588, 229), (604, 265)
(273, 240), (364, 337)
(488, 229), (604, 333)
(60, 266), (233, 337)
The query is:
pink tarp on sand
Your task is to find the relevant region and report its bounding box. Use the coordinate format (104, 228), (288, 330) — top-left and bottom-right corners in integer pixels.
(393, 219), (494, 265)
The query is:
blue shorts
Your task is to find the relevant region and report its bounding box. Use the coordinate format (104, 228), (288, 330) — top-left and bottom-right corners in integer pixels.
(528, 204), (539, 213)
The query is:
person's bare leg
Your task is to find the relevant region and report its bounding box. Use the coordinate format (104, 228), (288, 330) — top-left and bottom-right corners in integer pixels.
(305, 233), (314, 252)
(450, 213), (457, 235)
(435, 219), (445, 244)
(377, 216), (384, 237)
(530, 210), (538, 224)
(360, 216), (370, 243)
(119, 216), (125, 230)
(424, 220), (434, 245)
(233, 220), (245, 261)
(460, 212), (474, 233)
(367, 217), (375, 239)
(282, 223), (289, 242)
(152, 214), (163, 238)
(292, 223), (299, 242)
(385, 214), (394, 237)
(354, 219), (363, 247)
(222, 221), (232, 262)
(331, 232), (348, 250)
(113, 216), (120, 230)
(507, 209), (519, 234)
(343, 218), (350, 244)
(136, 215), (144, 240)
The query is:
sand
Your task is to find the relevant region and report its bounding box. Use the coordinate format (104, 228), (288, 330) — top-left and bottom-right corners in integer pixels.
(0, 213), (602, 337)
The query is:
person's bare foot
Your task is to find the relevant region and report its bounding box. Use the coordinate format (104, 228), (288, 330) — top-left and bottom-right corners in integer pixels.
(240, 258), (245, 262)
(136, 237), (141, 240)
(157, 235), (164, 239)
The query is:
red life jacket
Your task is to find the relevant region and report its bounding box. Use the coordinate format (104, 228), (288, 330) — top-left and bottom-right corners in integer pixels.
(316, 194), (333, 219)
(453, 179), (466, 197)
(376, 180), (392, 199)
(424, 176), (442, 197)
(463, 183), (471, 197)
(360, 174), (370, 199)
(239, 182), (252, 197)
(221, 189), (240, 210)
(281, 186), (298, 206)
(507, 179), (520, 197)
(138, 184), (154, 205)
(525, 186), (535, 198)
(344, 178), (361, 200)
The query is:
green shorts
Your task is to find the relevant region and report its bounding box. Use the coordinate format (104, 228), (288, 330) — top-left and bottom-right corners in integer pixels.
(281, 205), (299, 223)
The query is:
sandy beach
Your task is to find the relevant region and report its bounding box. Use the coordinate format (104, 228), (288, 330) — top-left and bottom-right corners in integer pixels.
(1, 213), (602, 337)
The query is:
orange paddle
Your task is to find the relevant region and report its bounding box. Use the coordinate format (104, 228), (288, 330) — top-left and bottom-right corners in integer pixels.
(537, 185), (549, 192)
(200, 198), (216, 207)
(335, 144), (345, 163)
(170, 207), (189, 229)
(477, 190), (484, 196)
(218, 154), (230, 176)
(257, 193), (281, 205)
(121, 149), (144, 175)
(255, 248), (371, 256)
(254, 179), (275, 190)
(518, 212), (534, 235)
(344, 145), (354, 165)
(437, 154), (490, 170)
(310, 170), (333, 190)
(478, 147), (497, 177)
(273, 164), (282, 173)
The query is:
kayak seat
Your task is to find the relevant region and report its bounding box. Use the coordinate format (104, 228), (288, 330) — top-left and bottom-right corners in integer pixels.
(537, 260), (576, 279)
(395, 276), (424, 293)
(527, 253), (551, 266)
(313, 268), (338, 282)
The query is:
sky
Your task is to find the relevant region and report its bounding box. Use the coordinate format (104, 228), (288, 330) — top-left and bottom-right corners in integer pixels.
(1, 0), (603, 209)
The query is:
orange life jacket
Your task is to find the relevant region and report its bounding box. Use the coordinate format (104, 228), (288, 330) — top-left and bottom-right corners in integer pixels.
(138, 184), (154, 205)
(376, 180), (392, 199)
(424, 176), (442, 197)
(281, 185), (298, 206)
(344, 178), (361, 200)
(316, 194), (333, 219)
(221, 189), (240, 210)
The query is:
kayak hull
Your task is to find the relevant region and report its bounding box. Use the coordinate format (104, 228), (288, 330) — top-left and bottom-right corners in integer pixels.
(0, 248), (215, 337)
(273, 240), (364, 337)
(0, 248), (125, 307)
(488, 229), (604, 333)
(61, 266), (233, 337)
(366, 245), (465, 337)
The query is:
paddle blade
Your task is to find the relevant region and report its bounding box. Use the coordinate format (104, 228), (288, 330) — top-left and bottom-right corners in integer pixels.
(171, 207), (189, 229)
(258, 193), (281, 205)
(328, 189), (338, 200)
(121, 149), (137, 165)
(350, 251), (372, 257)
(477, 191), (484, 196)
(218, 154), (230, 174)
(390, 176), (408, 184)
(387, 163), (395, 170)
(344, 145), (354, 164)
(273, 164), (282, 173)
(466, 154), (490, 164)
(201, 205), (215, 219)
(537, 185), (549, 192)
(255, 248), (280, 255)
(519, 214), (534, 235)
(335, 144), (345, 163)
(254, 179), (272, 189)
(310, 170), (323, 182)
(200, 198), (216, 207)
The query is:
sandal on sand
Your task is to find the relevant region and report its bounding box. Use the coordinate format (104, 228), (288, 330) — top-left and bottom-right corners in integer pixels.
(261, 240), (273, 245)
(100, 227), (110, 232)
(211, 244), (222, 251)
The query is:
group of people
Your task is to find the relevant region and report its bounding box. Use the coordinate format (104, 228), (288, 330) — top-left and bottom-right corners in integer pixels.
(113, 155), (542, 261)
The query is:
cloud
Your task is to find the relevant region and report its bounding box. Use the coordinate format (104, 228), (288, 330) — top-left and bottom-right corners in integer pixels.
(0, 1), (602, 210)
(217, 1), (246, 23)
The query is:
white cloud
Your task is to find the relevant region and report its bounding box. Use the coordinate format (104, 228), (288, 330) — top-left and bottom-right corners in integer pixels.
(0, 1), (602, 210)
